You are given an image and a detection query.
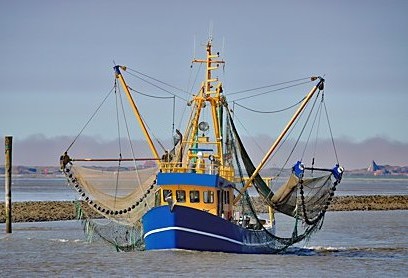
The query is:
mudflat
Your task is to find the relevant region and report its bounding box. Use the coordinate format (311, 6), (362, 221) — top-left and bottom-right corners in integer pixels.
(1, 195), (407, 223)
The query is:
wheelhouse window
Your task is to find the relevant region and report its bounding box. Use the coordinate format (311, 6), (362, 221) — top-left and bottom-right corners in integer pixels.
(176, 190), (186, 203)
(163, 189), (172, 201)
(203, 190), (214, 203)
(189, 190), (200, 203)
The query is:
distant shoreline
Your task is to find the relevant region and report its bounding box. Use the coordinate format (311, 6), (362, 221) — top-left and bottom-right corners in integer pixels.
(1, 195), (407, 223)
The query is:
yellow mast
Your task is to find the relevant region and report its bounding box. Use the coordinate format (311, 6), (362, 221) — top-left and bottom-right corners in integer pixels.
(233, 77), (324, 205)
(187, 40), (225, 166)
(114, 65), (160, 161)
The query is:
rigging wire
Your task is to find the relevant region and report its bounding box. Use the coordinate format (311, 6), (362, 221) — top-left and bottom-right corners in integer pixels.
(231, 96), (306, 177)
(114, 80), (122, 210)
(323, 99), (340, 164)
(178, 63), (203, 131)
(233, 96), (306, 114)
(127, 67), (190, 95)
(266, 91), (321, 180)
(189, 62), (203, 94)
(300, 95), (323, 161)
(231, 80), (312, 102)
(128, 87), (174, 99)
(116, 82), (152, 209)
(65, 85), (116, 153)
(187, 62), (197, 92)
(125, 66), (192, 139)
(265, 106), (305, 179)
(128, 86), (177, 138)
(124, 68), (188, 102)
(114, 80), (123, 158)
(230, 111), (267, 156)
(289, 91), (321, 164)
(172, 96), (176, 136)
(228, 77), (311, 96)
(143, 116), (167, 153)
(312, 96), (324, 165)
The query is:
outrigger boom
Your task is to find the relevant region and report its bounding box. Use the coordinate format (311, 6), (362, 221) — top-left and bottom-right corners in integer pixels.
(114, 65), (160, 161)
(233, 77), (325, 204)
(71, 158), (160, 162)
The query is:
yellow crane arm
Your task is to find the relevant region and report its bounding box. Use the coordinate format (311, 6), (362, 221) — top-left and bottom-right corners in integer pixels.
(114, 65), (160, 161)
(233, 77), (324, 205)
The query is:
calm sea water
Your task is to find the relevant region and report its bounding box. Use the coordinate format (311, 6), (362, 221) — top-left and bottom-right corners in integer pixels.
(0, 177), (407, 277)
(1, 211), (407, 277)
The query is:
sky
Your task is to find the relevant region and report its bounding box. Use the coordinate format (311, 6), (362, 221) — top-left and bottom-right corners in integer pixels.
(1, 0), (408, 169)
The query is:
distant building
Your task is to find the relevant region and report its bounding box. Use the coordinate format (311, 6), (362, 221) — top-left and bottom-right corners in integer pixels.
(367, 160), (390, 175)
(367, 160), (380, 172)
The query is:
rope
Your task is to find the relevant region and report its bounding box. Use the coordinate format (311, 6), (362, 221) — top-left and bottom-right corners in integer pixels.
(116, 83), (148, 208)
(66, 84), (115, 152)
(189, 62), (203, 95)
(114, 81), (123, 158)
(271, 91), (321, 179)
(128, 87), (174, 99)
(172, 96), (176, 135)
(227, 77), (312, 96)
(124, 69), (188, 102)
(301, 94), (323, 161)
(114, 82), (122, 210)
(312, 98), (323, 166)
(323, 99), (340, 164)
(127, 67), (190, 95)
(229, 110), (266, 155)
(120, 76), (171, 152)
(116, 82), (157, 218)
(233, 97), (306, 114)
(231, 80), (312, 102)
(290, 91), (321, 161)
(128, 86), (176, 140)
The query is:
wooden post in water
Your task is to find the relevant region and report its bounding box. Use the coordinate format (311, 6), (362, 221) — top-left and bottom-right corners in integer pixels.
(5, 136), (12, 233)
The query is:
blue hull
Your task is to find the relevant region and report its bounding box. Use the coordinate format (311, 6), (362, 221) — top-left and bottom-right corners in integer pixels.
(142, 205), (279, 254)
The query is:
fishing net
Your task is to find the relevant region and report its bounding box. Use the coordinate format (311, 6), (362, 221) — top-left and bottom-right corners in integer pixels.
(61, 106), (339, 253)
(227, 108), (339, 252)
(271, 173), (333, 220)
(62, 160), (158, 250)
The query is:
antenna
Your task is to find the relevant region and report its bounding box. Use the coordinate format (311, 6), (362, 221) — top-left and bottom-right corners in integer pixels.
(193, 34), (196, 60)
(222, 37), (226, 56)
(208, 21), (214, 41)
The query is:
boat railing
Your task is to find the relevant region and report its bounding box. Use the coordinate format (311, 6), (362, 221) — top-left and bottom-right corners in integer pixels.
(159, 161), (235, 180)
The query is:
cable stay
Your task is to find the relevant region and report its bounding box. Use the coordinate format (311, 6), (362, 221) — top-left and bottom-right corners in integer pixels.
(65, 84), (116, 153)
(115, 79), (168, 154)
(227, 76), (312, 96)
(231, 80), (313, 102)
(121, 66), (194, 140)
(128, 87), (175, 99)
(127, 86), (177, 136)
(233, 96), (306, 114)
(126, 66), (191, 95)
(124, 67), (189, 102)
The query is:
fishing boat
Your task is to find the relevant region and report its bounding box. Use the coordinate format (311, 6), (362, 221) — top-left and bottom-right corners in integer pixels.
(60, 38), (343, 254)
